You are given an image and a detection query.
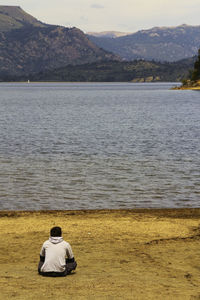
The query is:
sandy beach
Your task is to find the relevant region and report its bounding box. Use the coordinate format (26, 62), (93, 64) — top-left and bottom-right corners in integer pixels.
(177, 87), (200, 90)
(172, 85), (200, 90)
(1, 209), (200, 299)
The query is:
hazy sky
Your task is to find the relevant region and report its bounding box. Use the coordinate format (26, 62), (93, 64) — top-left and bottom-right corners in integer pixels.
(3, 0), (200, 33)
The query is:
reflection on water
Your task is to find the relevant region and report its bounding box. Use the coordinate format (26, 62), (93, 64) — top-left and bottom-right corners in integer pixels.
(0, 82), (199, 210)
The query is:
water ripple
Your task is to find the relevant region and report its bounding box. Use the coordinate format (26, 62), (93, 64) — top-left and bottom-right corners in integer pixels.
(0, 82), (199, 210)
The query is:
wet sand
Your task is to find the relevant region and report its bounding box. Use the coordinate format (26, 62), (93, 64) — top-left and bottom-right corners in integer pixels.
(1, 209), (200, 299)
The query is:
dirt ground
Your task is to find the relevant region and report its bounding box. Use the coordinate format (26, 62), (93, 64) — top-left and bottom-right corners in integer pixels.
(1, 209), (200, 299)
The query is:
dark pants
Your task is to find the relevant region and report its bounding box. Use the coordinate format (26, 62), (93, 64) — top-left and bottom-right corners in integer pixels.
(38, 258), (77, 277)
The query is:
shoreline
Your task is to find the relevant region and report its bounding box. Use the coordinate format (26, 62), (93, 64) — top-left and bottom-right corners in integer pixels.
(175, 86), (200, 90)
(1, 208), (200, 299)
(0, 81), (179, 84)
(1, 207), (200, 217)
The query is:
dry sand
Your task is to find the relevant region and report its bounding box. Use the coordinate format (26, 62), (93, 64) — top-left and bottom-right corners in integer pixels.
(1, 209), (200, 299)
(178, 87), (200, 90)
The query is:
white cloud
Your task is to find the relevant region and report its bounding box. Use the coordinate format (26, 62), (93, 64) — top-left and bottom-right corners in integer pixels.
(4, 0), (200, 32)
(91, 4), (104, 9)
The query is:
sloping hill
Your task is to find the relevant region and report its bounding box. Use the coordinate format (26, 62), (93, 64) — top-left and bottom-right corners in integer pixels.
(87, 25), (200, 62)
(0, 5), (46, 31)
(0, 6), (119, 76)
(0, 26), (118, 76)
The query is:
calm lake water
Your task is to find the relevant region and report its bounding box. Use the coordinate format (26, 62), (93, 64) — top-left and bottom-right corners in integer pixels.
(0, 82), (199, 210)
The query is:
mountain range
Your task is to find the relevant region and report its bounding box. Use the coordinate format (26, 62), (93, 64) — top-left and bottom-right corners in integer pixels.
(0, 5), (198, 81)
(87, 25), (200, 62)
(0, 6), (118, 77)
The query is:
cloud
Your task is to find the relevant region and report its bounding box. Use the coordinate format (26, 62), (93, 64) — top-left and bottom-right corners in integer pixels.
(91, 4), (104, 9)
(4, 0), (200, 32)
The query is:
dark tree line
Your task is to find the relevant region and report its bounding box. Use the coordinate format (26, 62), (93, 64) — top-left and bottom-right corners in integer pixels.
(191, 49), (200, 81)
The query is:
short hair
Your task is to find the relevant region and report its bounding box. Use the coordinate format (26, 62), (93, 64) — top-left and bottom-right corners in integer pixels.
(50, 226), (62, 237)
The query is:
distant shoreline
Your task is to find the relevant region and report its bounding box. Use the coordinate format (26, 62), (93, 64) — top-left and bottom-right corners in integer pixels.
(173, 79), (200, 90)
(0, 81), (179, 84)
(174, 86), (200, 90)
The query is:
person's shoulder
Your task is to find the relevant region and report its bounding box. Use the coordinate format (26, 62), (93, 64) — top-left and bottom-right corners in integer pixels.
(62, 240), (71, 248)
(42, 240), (50, 246)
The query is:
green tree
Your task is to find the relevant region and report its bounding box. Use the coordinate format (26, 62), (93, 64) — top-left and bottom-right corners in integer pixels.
(191, 49), (200, 81)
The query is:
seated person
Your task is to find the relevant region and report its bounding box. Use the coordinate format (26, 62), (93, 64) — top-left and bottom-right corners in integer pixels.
(38, 226), (77, 277)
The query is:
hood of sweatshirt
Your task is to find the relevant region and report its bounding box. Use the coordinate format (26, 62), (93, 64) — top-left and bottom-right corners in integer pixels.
(49, 236), (63, 244)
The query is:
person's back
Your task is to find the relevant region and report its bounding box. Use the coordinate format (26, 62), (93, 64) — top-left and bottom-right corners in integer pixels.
(38, 226), (77, 277)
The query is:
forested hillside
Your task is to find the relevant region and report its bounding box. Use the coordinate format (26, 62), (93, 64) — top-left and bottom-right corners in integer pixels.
(8, 58), (194, 83)
(0, 6), (119, 77)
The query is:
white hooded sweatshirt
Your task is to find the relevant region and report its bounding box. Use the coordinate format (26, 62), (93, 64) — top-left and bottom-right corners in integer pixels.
(40, 236), (74, 273)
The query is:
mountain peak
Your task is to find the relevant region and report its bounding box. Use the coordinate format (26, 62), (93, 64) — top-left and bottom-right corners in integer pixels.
(0, 5), (22, 12)
(0, 5), (45, 31)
